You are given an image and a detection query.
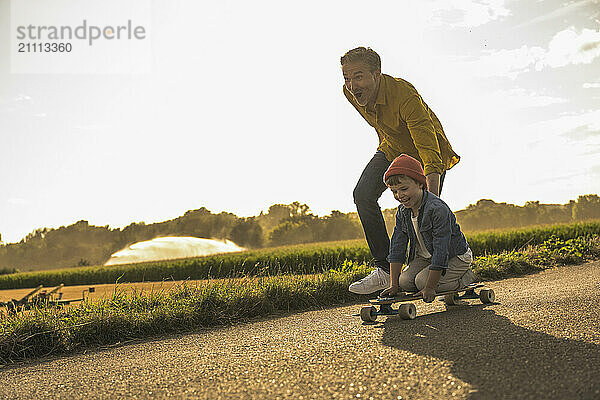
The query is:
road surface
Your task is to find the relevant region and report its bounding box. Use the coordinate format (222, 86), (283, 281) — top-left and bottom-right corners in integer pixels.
(1, 261), (599, 399)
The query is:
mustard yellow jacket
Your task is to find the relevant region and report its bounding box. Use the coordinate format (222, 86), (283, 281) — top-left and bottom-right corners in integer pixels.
(343, 74), (459, 175)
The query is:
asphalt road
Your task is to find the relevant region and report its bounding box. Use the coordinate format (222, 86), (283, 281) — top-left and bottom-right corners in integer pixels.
(1, 261), (599, 399)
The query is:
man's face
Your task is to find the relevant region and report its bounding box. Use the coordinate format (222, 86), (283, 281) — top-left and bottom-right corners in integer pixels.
(388, 177), (424, 210)
(342, 61), (380, 107)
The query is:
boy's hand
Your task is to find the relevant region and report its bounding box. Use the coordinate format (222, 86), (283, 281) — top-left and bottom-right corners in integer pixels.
(417, 287), (437, 303)
(380, 285), (399, 298)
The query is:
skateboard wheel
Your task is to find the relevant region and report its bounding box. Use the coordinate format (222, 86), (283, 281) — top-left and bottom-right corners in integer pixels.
(444, 293), (460, 306)
(360, 306), (377, 322)
(479, 289), (495, 304)
(398, 303), (416, 320)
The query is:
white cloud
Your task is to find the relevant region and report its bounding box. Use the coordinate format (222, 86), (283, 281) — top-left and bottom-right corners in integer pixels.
(428, 0), (511, 28)
(488, 88), (568, 108)
(0, 94), (33, 114)
(7, 198), (31, 206)
(528, 109), (600, 141)
(14, 94), (32, 102)
(472, 45), (546, 79)
(74, 125), (102, 131)
(583, 82), (600, 88)
(464, 27), (600, 78)
(563, 123), (600, 141)
(513, 0), (599, 29)
(514, 111), (600, 196)
(539, 27), (600, 68)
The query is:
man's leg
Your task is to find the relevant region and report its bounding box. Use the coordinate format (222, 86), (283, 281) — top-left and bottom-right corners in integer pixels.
(353, 151), (392, 272)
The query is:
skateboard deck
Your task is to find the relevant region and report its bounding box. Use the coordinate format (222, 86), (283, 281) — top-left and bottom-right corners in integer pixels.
(360, 283), (495, 322)
(370, 283), (485, 305)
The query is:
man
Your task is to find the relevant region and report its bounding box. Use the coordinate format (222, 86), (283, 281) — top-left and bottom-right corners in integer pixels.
(341, 47), (461, 294)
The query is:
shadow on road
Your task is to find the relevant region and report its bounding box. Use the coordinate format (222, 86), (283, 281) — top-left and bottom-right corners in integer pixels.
(380, 305), (600, 399)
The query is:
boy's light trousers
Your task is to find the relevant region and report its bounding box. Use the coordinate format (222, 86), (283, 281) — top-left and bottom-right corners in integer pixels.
(398, 252), (476, 292)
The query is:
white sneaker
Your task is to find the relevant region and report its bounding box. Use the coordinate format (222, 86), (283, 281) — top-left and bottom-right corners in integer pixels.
(349, 268), (390, 294)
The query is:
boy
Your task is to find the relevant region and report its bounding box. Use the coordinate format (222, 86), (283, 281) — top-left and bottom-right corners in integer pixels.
(352, 154), (476, 302)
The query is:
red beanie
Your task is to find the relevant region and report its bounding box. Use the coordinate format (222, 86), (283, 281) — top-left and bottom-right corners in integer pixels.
(383, 154), (427, 189)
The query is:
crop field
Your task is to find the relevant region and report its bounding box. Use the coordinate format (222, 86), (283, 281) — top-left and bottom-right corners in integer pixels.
(0, 221), (599, 291)
(0, 239), (371, 290)
(465, 220), (600, 255)
(0, 279), (205, 306)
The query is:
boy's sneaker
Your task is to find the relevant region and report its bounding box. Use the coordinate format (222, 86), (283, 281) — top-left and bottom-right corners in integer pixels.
(349, 267), (390, 294)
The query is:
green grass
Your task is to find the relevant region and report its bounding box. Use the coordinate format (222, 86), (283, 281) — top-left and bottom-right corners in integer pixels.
(0, 268), (18, 276)
(467, 221), (600, 256)
(472, 235), (600, 279)
(0, 260), (370, 363)
(1, 235), (599, 364)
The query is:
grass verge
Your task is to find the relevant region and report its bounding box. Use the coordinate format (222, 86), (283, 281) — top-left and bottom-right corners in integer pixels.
(1, 235), (599, 365)
(473, 235), (600, 279)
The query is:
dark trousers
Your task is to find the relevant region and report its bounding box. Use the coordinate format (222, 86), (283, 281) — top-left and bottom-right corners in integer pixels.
(353, 151), (445, 273)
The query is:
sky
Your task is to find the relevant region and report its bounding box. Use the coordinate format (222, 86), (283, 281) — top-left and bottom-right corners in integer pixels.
(0, 0), (599, 244)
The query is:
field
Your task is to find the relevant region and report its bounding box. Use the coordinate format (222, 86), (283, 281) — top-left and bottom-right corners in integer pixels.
(1, 221), (599, 291)
(0, 280), (197, 306)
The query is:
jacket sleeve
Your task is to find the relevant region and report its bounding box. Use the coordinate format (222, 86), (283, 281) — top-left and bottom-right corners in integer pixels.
(387, 208), (408, 264)
(430, 205), (452, 270)
(398, 93), (445, 175)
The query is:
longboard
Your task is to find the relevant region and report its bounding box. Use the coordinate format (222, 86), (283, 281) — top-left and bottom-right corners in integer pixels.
(360, 283), (495, 322)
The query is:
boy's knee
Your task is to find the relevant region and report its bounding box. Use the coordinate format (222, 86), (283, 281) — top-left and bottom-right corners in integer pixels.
(414, 272), (428, 291)
(399, 274), (418, 292)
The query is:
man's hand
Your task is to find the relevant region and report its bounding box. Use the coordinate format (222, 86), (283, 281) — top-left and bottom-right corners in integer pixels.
(416, 287), (437, 303)
(380, 285), (399, 298)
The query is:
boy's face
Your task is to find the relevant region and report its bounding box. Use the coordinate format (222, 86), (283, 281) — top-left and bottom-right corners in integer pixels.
(388, 177), (424, 210)
(342, 61), (380, 107)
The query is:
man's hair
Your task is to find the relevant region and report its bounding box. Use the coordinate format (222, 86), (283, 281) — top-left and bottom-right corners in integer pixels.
(340, 47), (381, 72)
(385, 174), (423, 188)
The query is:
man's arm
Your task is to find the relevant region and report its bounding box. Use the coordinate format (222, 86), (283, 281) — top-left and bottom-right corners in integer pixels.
(398, 92), (445, 176)
(426, 173), (440, 196)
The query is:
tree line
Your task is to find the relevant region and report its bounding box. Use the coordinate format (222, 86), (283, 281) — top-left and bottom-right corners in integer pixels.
(1, 195), (599, 271)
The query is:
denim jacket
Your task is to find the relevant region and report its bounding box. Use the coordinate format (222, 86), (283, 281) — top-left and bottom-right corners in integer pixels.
(387, 190), (469, 271)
